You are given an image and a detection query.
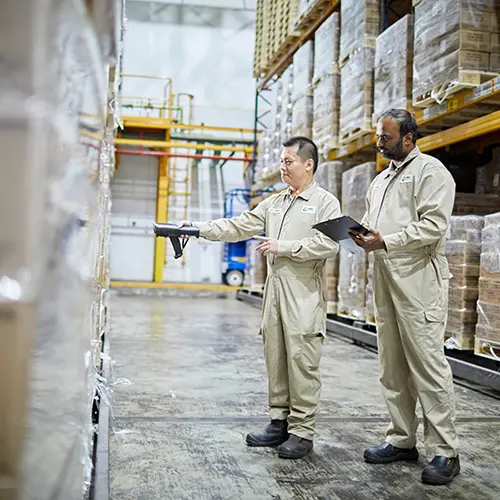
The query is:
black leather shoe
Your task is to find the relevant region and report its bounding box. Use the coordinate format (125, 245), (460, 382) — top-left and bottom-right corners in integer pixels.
(364, 442), (419, 464)
(422, 455), (461, 485)
(277, 434), (313, 459)
(246, 420), (289, 447)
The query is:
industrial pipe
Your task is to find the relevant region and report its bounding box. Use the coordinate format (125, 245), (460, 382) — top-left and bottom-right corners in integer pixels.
(115, 149), (253, 162)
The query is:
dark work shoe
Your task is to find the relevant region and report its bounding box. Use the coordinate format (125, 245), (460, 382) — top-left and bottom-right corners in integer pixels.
(364, 442), (419, 464)
(422, 456), (461, 485)
(277, 434), (313, 459)
(246, 420), (289, 447)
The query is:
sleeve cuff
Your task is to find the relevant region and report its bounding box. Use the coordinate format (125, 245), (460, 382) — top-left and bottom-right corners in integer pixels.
(192, 221), (210, 238)
(383, 233), (401, 253)
(277, 240), (294, 257)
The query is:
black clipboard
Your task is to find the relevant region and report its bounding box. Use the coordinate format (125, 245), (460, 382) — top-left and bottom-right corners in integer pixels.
(313, 215), (369, 242)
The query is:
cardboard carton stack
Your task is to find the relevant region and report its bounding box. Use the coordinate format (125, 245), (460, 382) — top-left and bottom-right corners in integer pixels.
(247, 240), (268, 289)
(313, 13), (341, 156)
(413, 0), (500, 107)
(365, 252), (376, 324)
(292, 41), (314, 137)
(476, 212), (500, 350)
(453, 192), (500, 215)
(338, 162), (377, 320)
(339, 0), (380, 142)
(316, 161), (349, 313)
(475, 147), (500, 196)
(445, 216), (484, 349)
(374, 15), (414, 123)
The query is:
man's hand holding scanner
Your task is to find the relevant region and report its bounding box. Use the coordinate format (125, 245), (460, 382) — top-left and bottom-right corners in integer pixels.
(349, 228), (386, 252)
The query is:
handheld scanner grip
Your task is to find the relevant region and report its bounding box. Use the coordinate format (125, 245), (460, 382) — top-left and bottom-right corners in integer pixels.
(153, 223), (200, 238)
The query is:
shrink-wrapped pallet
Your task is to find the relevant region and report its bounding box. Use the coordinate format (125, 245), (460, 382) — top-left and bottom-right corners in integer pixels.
(0, 1), (118, 499)
(476, 212), (500, 347)
(316, 161), (348, 313)
(413, 0), (499, 107)
(280, 66), (294, 144)
(374, 15), (414, 123)
(475, 147), (500, 196)
(246, 240), (268, 289)
(339, 48), (375, 143)
(444, 216), (484, 349)
(292, 41), (314, 137)
(338, 163), (377, 320)
(365, 252), (376, 324)
(313, 13), (341, 155)
(340, 0), (380, 64)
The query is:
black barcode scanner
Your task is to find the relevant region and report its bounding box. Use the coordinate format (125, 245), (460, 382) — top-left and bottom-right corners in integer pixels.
(153, 222), (200, 259)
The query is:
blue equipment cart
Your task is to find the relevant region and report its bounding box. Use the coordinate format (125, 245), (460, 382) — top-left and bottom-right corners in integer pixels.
(221, 188), (271, 286)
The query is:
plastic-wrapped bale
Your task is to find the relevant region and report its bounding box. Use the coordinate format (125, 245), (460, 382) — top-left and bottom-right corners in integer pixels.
(246, 240), (268, 289)
(255, 129), (273, 184)
(339, 48), (376, 143)
(315, 161), (348, 313)
(313, 13), (341, 155)
(338, 162), (377, 320)
(374, 15), (414, 124)
(365, 252), (376, 324)
(292, 41), (314, 137)
(444, 216), (484, 349)
(0, 1), (110, 499)
(280, 66), (294, 144)
(476, 212), (500, 355)
(413, 0), (499, 108)
(340, 0), (380, 64)
(475, 147), (500, 196)
(271, 77), (284, 168)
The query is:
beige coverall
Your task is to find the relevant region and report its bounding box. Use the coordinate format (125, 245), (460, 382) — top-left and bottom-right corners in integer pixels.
(195, 181), (340, 439)
(362, 146), (459, 457)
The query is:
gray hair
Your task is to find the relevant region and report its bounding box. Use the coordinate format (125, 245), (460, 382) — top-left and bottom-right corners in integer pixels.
(379, 108), (418, 144)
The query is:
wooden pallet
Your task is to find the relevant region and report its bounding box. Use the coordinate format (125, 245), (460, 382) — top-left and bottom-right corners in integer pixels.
(339, 126), (373, 145)
(293, 0), (335, 32)
(444, 332), (475, 351)
(413, 70), (500, 109)
(474, 337), (500, 361)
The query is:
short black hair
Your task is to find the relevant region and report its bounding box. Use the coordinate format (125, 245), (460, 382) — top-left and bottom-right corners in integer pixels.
(283, 136), (319, 173)
(379, 108), (418, 144)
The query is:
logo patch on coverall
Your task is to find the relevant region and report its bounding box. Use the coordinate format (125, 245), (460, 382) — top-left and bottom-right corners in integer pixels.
(400, 175), (413, 183)
(301, 206), (316, 214)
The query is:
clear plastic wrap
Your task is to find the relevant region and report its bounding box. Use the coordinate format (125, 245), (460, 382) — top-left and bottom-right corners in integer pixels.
(475, 147), (500, 196)
(365, 252), (376, 324)
(314, 12), (340, 81)
(374, 15), (414, 122)
(340, 0), (380, 63)
(292, 42), (314, 137)
(254, 129), (273, 183)
(339, 48), (375, 142)
(280, 66), (294, 144)
(246, 240), (268, 288)
(313, 74), (341, 155)
(444, 216), (484, 348)
(0, 1), (115, 498)
(338, 162), (377, 320)
(476, 212), (500, 344)
(413, 0), (498, 105)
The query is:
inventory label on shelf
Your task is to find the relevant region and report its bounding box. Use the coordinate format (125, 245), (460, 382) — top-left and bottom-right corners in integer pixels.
(465, 81), (493, 104)
(423, 103), (447, 120)
(494, 77), (500, 92)
(338, 145), (349, 157)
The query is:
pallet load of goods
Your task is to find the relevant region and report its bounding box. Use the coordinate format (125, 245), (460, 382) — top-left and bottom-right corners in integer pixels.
(412, 0), (500, 108)
(292, 41), (315, 137)
(0, 1), (123, 499)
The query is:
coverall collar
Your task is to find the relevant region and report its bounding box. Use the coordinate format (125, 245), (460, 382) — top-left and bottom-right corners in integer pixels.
(386, 146), (420, 177)
(286, 180), (317, 201)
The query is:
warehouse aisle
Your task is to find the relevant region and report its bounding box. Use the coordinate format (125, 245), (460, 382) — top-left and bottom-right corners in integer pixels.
(109, 295), (500, 500)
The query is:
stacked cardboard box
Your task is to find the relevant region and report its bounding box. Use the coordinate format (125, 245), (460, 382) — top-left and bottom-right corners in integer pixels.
(476, 212), (500, 348)
(445, 216), (484, 349)
(0, 1), (119, 498)
(280, 66), (294, 144)
(247, 240), (268, 289)
(339, 0), (379, 141)
(254, 129), (273, 183)
(313, 13), (341, 156)
(413, 0), (500, 106)
(338, 162), (377, 320)
(453, 192), (500, 215)
(316, 161), (348, 313)
(292, 41), (314, 137)
(365, 253), (376, 324)
(374, 15), (414, 123)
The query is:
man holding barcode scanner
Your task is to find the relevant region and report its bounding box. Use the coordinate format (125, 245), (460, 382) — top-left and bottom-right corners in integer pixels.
(180, 136), (341, 459)
(349, 109), (460, 486)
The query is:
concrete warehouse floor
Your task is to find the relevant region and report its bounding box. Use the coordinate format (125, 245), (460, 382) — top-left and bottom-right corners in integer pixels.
(109, 295), (500, 500)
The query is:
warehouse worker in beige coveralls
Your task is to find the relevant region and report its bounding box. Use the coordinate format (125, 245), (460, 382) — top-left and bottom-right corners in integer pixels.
(350, 109), (460, 486)
(181, 136), (340, 459)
